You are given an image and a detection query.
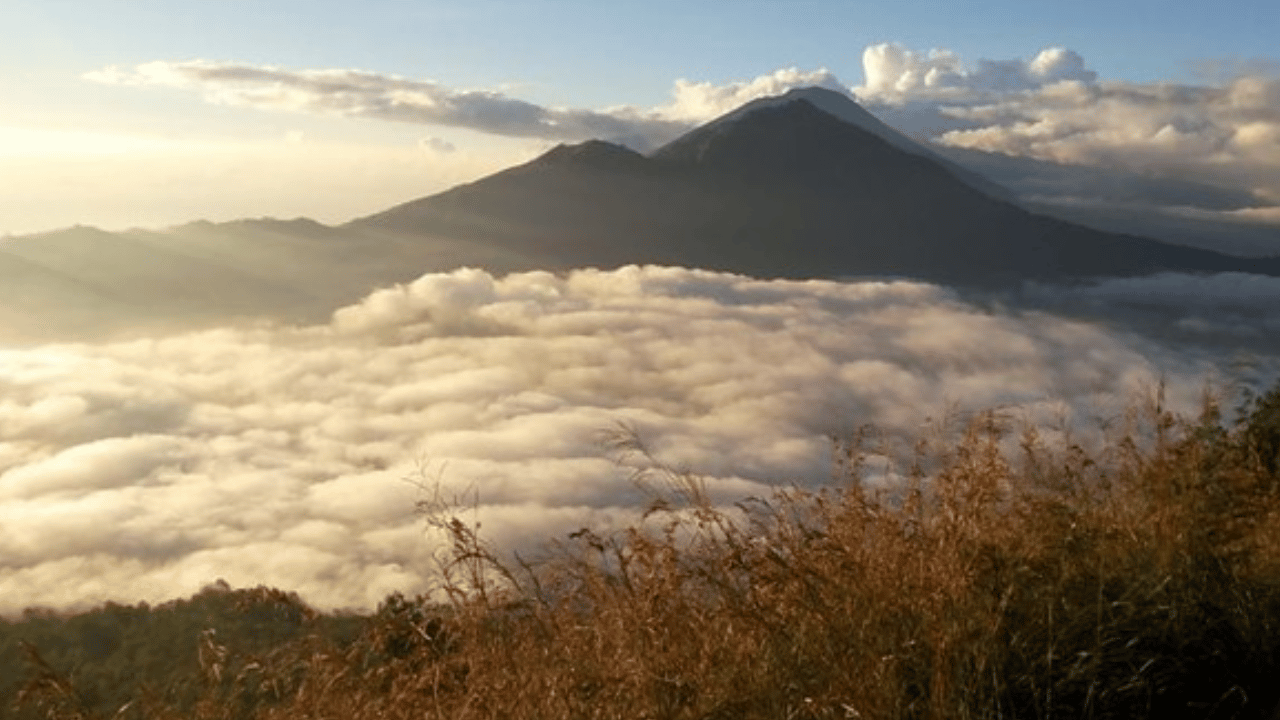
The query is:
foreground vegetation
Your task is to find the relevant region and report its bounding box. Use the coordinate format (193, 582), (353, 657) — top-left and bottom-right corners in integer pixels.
(6, 382), (1280, 719)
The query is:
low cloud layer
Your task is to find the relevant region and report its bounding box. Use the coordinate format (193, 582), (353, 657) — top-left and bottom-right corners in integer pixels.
(1, 265), (1273, 616)
(1017, 271), (1280, 349)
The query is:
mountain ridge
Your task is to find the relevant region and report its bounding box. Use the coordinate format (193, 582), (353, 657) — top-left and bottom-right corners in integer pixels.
(3, 87), (1278, 342)
(681, 87), (1016, 200)
(352, 93), (1280, 285)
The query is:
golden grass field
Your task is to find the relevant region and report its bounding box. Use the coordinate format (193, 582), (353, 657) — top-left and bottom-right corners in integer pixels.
(8, 381), (1280, 720)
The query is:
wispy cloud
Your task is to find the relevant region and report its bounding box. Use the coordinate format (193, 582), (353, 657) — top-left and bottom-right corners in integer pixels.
(86, 61), (690, 150)
(859, 44), (1097, 98)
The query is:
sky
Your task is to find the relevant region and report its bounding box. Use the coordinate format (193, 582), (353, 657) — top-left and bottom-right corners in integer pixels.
(2, 1), (1280, 615)
(3, 0), (1280, 235)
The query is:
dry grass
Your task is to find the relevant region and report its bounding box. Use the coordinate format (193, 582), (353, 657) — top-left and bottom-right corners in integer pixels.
(14, 386), (1280, 719)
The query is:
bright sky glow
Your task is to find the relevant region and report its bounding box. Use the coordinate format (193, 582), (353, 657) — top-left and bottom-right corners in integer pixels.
(2, 0), (1279, 234)
(0, 126), (191, 157)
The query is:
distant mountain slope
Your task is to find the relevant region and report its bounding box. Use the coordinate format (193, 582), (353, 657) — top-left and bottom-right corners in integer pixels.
(0, 220), (436, 341)
(0, 215), (557, 341)
(354, 95), (1280, 285)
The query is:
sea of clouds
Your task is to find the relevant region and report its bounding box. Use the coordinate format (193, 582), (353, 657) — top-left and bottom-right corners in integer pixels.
(2, 265), (1276, 616)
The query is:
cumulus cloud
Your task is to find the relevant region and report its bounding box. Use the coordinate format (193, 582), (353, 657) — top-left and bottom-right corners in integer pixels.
(1, 265), (1273, 616)
(860, 43), (1096, 98)
(852, 43), (1280, 207)
(657, 67), (847, 122)
(938, 78), (1280, 200)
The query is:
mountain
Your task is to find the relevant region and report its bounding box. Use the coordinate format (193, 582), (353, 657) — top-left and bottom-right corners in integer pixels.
(5, 87), (1278, 343)
(0, 219), (459, 342)
(352, 89), (1280, 285)
(714, 87), (1016, 201)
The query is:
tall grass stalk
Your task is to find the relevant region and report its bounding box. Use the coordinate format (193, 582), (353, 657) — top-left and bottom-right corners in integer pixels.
(13, 387), (1280, 719)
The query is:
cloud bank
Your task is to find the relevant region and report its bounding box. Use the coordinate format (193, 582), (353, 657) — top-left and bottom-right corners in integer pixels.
(1016, 271), (1280, 348)
(855, 42), (1280, 206)
(2, 265), (1272, 616)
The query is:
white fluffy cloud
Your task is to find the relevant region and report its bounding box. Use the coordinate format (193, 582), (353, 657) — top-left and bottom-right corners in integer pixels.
(852, 43), (1280, 205)
(658, 67), (847, 122)
(0, 265), (1270, 616)
(860, 43), (1096, 98)
(936, 76), (1280, 197)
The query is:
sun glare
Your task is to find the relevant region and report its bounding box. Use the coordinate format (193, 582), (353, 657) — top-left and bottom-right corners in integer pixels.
(0, 126), (183, 157)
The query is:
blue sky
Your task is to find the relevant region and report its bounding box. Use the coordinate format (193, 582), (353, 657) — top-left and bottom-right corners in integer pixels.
(9, 0), (1278, 95)
(2, 0), (1279, 234)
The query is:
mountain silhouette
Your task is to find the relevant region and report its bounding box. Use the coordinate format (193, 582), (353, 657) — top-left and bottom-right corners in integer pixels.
(5, 87), (1278, 342)
(353, 88), (1280, 285)
(670, 87), (1017, 201)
